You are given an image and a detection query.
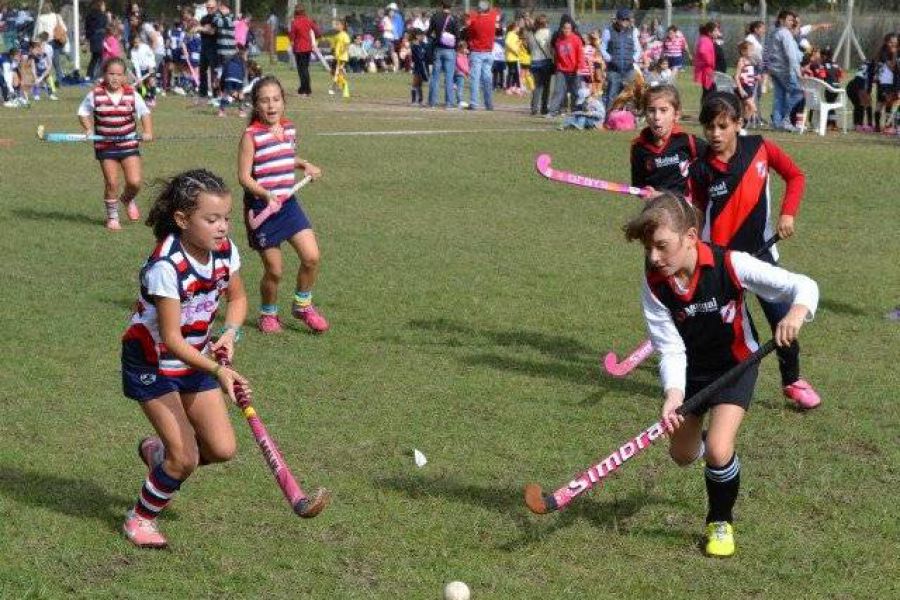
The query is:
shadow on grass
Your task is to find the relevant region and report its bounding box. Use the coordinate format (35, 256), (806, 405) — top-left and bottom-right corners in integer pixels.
(0, 465), (161, 531)
(407, 318), (658, 399)
(11, 207), (99, 226)
(818, 297), (868, 317)
(374, 473), (679, 551)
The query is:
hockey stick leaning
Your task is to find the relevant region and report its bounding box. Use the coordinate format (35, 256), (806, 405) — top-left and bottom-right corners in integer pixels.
(247, 175), (313, 230)
(535, 153), (650, 198)
(525, 339), (776, 514)
(603, 234), (782, 378)
(217, 350), (330, 518)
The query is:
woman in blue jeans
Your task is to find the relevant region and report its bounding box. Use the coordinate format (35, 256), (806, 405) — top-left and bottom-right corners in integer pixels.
(427, 1), (458, 108)
(767, 10), (803, 131)
(526, 14), (553, 115)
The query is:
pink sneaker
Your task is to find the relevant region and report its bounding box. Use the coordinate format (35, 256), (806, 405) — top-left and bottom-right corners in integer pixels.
(137, 436), (165, 470)
(106, 218), (122, 231)
(783, 379), (821, 409)
(125, 201), (141, 221)
(292, 303), (329, 333)
(257, 313), (283, 334)
(122, 509), (168, 549)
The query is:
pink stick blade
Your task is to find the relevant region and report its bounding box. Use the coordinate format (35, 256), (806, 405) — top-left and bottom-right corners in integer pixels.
(246, 415), (307, 505)
(550, 421), (667, 510)
(603, 340), (654, 377)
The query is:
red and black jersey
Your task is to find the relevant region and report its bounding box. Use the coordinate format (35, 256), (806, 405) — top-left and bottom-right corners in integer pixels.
(688, 135), (804, 254)
(630, 126), (707, 198)
(647, 242), (758, 373)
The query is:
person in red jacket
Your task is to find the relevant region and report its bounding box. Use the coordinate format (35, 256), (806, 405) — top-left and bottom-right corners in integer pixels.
(288, 6), (320, 96)
(547, 20), (583, 117)
(465, 0), (500, 110)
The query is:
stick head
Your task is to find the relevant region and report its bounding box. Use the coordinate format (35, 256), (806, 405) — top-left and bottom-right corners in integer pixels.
(524, 483), (557, 515)
(535, 154), (552, 176)
(36, 125), (45, 140)
(294, 487), (331, 518)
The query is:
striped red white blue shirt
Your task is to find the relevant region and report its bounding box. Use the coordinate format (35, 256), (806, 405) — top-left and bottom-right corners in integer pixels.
(246, 119), (297, 198)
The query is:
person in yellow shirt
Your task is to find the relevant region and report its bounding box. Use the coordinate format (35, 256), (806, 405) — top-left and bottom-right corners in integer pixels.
(330, 19), (351, 98)
(503, 22), (521, 92)
(516, 29), (533, 93)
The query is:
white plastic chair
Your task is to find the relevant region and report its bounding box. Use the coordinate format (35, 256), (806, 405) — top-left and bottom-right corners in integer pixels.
(713, 71), (737, 93)
(799, 76), (848, 136)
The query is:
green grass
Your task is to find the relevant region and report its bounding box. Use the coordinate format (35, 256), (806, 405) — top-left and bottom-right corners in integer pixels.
(0, 66), (898, 599)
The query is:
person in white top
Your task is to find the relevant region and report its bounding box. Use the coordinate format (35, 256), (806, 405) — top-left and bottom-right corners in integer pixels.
(35, 2), (67, 81)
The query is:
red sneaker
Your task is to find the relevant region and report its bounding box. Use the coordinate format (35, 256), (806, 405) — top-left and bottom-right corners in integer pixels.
(292, 303), (329, 333)
(122, 509), (168, 549)
(783, 379), (821, 409)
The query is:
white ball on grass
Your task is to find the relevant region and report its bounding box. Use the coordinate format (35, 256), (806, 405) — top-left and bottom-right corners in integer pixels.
(443, 581), (470, 600)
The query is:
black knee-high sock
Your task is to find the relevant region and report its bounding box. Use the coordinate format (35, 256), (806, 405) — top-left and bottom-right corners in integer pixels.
(865, 106), (873, 126)
(705, 454), (741, 523)
(776, 340), (800, 386)
(874, 110), (882, 131)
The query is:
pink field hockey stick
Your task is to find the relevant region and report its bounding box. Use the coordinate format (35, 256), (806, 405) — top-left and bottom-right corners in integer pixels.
(525, 339), (776, 514)
(602, 234), (782, 378)
(535, 154), (650, 198)
(248, 175), (313, 230)
(217, 351), (330, 518)
(182, 42), (200, 87)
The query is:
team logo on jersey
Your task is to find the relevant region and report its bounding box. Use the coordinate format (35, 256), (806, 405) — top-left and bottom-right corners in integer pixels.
(720, 300), (737, 324)
(675, 299), (719, 322)
(756, 160), (767, 178)
(139, 374), (157, 385)
(708, 181), (729, 198)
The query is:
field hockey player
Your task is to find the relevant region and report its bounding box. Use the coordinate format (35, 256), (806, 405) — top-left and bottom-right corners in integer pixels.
(76, 57), (153, 231)
(630, 84), (705, 200)
(120, 169), (248, 549)
(625, 193), (818, 557)
(238, 76), (329, 334)
(688, 91), (821, 409)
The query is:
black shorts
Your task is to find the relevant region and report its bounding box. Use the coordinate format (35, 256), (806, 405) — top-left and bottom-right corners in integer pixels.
(876, 83), (897, 104)
(685, 363), (759, 416)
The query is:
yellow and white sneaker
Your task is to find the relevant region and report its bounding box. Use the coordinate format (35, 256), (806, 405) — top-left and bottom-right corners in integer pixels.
(705, 521), (735, 558)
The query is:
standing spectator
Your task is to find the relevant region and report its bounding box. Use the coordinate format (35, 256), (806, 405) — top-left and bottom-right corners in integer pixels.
(84, 0), (108, 80)
(745, 20), (766, 109)
(525, 14), (553, 116)
(195, 0), (219, 99)
(712, 22), (727, 73)
(427, 0), (458, 109)
(411, 9), (429, 33)
(547, 19), (582, 117)
(693, 21), (717, 107)
(214, 1), (237, 71)
(662, 25), (690, 79)
(767, 10), (803, 131)
(600, 8), (641, 110)
(465, 0), (498, 111)
(35, 2), (65, 81)
(288, 6), (319, 97)
(381, 5), (398, 72)
(390, 2), (405, 51)
(265, 10), (278, 64)
(454, 40), (469, 107)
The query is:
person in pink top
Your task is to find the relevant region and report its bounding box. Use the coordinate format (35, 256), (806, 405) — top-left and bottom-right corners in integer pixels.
(454, 40), (470, 107)
(102, 24), (123, 61)
(693, 21), (716, 106)
(288, 6), (320, 96)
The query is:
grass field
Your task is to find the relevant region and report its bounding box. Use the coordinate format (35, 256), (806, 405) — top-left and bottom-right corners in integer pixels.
(0, 66), (898, 599)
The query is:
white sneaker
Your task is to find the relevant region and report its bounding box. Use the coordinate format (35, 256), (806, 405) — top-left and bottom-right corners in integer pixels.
(459, 101), (469, 108)
(328, 89), (335, 95)
(33, 95), (41, 101)
(3, 99), (17, 108)
(49, 94), (58, 101)
(172, 86), (186, 96)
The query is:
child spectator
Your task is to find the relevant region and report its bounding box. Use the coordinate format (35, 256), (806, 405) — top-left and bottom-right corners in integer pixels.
(735, 41), (759, 127)
(492, 32), (506, 90)
(503, 21), (520, 92)
(410, 28), (428, 105)
(31, 37), (57, 100)
(847, 59), (875, 131)
(348, 34), (367, 73)
(219, 46), (247, 117)
(129, 34), (157, 105)
(103, 23), (123, 62)
(559, 80), (605, 130)
(662, 25), (690, 78)
(646, 57), (673, 87)
(454, 40), (470, 107)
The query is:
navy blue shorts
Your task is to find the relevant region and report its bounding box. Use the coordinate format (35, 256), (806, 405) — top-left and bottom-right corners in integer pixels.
(243, 193), (311, 251)
(95, 148), (140, 161)
(684, 363), (759, 416)
(121, 340), (219, 402)
(222, 80), (242, 94)
(665, 55), (683, 69)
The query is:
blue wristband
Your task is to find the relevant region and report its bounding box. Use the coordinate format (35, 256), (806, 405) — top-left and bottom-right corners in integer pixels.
(218, 325), (243, 342)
